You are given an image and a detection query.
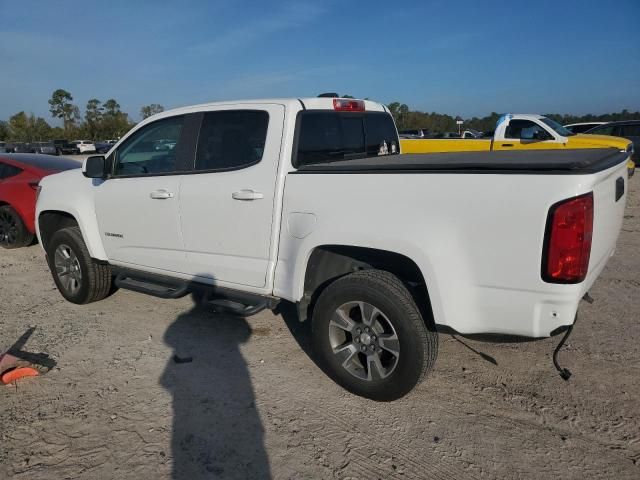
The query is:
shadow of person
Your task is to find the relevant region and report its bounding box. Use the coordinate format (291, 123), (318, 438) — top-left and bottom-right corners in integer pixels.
(160, 305), (271, 479)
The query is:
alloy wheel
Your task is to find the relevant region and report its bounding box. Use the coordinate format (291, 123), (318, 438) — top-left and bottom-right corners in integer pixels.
(328, 301), (400, 381)
(0, 210), (18, 247)
(54, 244), (83, 295)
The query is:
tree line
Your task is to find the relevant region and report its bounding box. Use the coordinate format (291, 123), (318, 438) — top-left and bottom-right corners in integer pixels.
(0, 89), (164, 143)
(1, 91), (638, 142)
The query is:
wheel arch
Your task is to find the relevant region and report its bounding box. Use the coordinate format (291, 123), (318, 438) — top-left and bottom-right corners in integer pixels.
(38, 210), (79, 252)
(298, 245), (435, 327)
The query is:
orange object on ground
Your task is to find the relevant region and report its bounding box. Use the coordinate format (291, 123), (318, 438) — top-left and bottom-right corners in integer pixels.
(1, 367), (40, 385)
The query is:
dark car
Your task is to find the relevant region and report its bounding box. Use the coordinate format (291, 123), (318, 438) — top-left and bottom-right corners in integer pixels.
(94, 141), (114, 154)
(12, 143), (31, 153)
(398, 129), (430, 138)
(52, 139), (80, 155)
(30, 141), (58, 155)
(586, 120), (639, 161)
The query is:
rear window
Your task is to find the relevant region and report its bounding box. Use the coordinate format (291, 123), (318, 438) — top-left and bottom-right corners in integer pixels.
(0, 162), (23, 179)
(295, 111), (399, 166)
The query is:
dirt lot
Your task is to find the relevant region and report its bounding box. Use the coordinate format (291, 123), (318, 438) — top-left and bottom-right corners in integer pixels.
(1, 181), (638, 480)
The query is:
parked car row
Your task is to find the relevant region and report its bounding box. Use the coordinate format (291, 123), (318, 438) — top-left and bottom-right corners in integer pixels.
(398, 129), (484, 139)
(0, 139), (119, 156)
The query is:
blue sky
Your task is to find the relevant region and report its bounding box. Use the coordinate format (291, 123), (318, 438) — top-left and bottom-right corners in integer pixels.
(0, 0), (638, 123)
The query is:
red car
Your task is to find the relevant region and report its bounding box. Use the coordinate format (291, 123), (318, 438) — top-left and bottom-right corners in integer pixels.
(0, 154), (80, 249)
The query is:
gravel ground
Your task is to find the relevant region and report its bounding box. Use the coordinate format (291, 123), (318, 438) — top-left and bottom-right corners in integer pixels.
(0, 179), (638, 480)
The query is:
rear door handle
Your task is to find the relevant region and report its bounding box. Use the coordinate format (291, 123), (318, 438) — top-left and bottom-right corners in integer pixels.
(502, 143), (514, 147)
(232, 189), (264, 201)
(150, 190), (174, 199)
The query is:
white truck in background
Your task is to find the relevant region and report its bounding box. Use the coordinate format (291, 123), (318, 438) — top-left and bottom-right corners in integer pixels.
(35, 97), (629, 400)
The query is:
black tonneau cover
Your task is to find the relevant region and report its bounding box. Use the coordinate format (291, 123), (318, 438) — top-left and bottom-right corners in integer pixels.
(295, 148), (628, 175)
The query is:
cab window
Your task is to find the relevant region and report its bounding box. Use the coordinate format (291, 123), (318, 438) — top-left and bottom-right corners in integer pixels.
(194, 110), (269, 171)
(113, 116), (184, 176)
(505, 120), (550, 140)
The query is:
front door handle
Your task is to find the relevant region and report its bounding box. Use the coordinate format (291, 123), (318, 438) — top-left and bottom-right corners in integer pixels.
(232, 189), (264, 201)
(502, 143), (514, 147)
(150, 190), (174, 199)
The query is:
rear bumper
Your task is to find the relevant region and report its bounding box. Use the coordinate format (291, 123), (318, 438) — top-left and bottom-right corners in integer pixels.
(444, 245), (614, 338)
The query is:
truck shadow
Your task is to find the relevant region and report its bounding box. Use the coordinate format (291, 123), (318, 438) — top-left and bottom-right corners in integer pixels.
(160, 303), (271, 480)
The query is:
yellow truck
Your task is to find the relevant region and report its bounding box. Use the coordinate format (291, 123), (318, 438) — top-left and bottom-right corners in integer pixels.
(401, 114), (635, 175)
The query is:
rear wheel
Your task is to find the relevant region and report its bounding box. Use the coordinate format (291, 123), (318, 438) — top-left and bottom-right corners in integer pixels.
(47, 226), (113, 304)
(311, 270), (437, 401)
(0, 206), (33, 249)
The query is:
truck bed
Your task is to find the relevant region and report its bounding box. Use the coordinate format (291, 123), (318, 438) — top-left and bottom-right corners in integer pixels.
(295, 148), (628, 175)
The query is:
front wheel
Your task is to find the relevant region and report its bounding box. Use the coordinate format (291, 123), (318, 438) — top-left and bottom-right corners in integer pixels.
(47, 226), (113, 304)
(312, 270), (438, 401)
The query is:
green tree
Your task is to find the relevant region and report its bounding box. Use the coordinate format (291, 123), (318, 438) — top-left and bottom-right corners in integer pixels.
(85, 98), (104, 140)
(140, 103), (164, 119)
(33, 116), (52, 140)
(8, 112), (51, 141)
(103, 99), (121, 116)
(9, 112), (30, 141)
(48, 89), (80, 131)
(0, 121), (9, 141)
(102, 99), (133, 139)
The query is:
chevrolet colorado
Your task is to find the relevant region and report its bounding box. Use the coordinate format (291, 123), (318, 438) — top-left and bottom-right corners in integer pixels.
(35, 97), (629, 400)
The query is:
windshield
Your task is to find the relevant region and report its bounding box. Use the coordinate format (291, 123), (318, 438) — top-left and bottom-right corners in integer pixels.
(541, 117), (575, 137)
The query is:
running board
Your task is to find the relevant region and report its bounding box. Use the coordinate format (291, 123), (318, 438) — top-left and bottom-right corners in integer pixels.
(193, 285), (280, 317)
(114, 271), (189, 299)
(112, 268), (280, 315)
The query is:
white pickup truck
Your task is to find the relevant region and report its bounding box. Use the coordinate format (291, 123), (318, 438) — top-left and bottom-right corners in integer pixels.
(35, 97), (629, 400)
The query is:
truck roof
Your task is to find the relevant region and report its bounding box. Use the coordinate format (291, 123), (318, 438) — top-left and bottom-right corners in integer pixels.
(507, 113), (546, 120)
(146, 98), (388, 121)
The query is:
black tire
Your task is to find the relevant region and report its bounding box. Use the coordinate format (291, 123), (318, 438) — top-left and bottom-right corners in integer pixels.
(0, 205), (34, 249)
(47, 226), (113, 304)
(312, 270), (437, 401)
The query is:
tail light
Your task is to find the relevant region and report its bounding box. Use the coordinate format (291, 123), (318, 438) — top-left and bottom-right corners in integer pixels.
(333, 98), (365, 112)
(542, 193), (593, 283)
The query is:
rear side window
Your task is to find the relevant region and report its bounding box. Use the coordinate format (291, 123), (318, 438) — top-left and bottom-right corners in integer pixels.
(295, 111), (399, 166)
(568, 124), (596, 134)
(195, 110), (269, 171)
(589, 125), (616, 136)
(0, 162), (23, 180)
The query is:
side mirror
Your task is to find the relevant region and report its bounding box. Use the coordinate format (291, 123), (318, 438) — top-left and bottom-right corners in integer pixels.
(83, 155), (107, 179)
